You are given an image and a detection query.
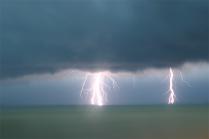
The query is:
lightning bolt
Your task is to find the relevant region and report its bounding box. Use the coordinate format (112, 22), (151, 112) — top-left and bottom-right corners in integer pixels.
(168, 68), (175, 104)
(81, 72), (117, 106)
(80, 74), (89, 97)
(179, 71), (192, 87)
(91, 73), (104, 106)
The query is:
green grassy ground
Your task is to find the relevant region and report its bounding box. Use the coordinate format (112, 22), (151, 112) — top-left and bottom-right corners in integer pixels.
(0, 105), (208, 139)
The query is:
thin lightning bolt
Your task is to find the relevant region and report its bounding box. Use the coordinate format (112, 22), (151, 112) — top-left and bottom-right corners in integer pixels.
(168, 68), (175, 104)
(179, 71), (192, 87)
(81, 72), (117, 106)
(80, 74), (89, 97)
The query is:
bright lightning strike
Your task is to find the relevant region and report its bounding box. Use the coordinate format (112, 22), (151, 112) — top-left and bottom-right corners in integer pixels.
(168, 68), (175, 104)
(81, 72), (117, 106)
(91, 73), (104, 106)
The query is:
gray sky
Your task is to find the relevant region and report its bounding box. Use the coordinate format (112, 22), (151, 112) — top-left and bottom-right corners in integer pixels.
(0, 0), (208, 105)
(0, 63), (208, 106)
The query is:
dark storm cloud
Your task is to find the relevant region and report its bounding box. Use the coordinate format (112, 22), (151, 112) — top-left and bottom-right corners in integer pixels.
(0, 0), (208, 79)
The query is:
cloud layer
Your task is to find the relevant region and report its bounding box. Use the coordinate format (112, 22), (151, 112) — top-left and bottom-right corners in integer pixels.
(1, 0), (208, 79)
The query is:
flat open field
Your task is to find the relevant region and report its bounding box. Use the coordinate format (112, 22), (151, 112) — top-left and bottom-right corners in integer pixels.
(0, 105), (208, 139)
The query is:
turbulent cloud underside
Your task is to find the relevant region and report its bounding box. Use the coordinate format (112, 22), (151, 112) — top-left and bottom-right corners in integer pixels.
(0, 0), (208, 78)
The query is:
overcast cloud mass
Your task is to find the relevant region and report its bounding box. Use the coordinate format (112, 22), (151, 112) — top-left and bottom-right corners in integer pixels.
(0, 0), (208, 79)
(0, 0), (208, 105)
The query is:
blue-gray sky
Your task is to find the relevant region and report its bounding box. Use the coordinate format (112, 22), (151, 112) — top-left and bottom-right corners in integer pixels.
(0, 0), (208, 105)
(1, 63), (208, 106)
